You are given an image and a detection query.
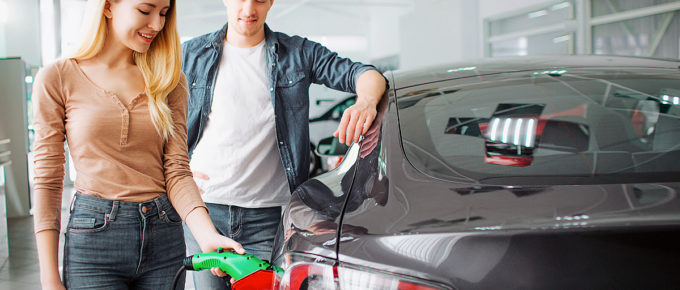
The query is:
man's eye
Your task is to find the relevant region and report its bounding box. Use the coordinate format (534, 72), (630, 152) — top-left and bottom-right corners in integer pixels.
(138, 9), (150, 15)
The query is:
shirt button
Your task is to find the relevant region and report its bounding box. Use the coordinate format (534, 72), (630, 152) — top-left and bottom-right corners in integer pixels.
(288, 80), (292, 84)
(286, 167), (291, 171)
(279, 142), (283, 145)
(270, 88), (274, 91)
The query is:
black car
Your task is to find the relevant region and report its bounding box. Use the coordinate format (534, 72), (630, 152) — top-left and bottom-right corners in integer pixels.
(271, 56), (680, 289)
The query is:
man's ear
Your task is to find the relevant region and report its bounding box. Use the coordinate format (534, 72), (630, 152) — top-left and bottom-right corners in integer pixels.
(103, 0), (113, 19)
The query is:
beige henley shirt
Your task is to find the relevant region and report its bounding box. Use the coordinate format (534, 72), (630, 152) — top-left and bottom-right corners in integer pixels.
(32, 58), (206, 233)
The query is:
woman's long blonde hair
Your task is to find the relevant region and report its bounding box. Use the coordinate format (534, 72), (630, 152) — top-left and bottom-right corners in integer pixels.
(71, 0), (181, 141)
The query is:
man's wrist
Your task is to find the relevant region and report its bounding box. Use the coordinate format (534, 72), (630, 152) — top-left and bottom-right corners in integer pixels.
(356, 95), (380, 108)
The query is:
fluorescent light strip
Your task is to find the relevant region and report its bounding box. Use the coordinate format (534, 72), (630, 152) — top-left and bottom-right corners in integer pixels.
(502, 118), (512, 143)
(514, 118), (523, 146)
(490, 118), (500, 141)
(525, 119), (536, 147)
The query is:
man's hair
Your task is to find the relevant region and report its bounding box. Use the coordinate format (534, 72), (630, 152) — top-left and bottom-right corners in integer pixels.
(69, 0), (182, 142)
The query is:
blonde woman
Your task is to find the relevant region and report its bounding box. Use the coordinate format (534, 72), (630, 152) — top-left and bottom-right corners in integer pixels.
(32, 0), (244, 289)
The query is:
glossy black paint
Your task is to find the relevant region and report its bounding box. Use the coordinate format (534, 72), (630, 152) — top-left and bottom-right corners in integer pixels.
(272, 56), (680, 289)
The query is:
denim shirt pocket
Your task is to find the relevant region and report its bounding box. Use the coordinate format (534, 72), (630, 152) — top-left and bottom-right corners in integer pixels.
(277, 71), (307, 109)
(188, 75), (209, 109)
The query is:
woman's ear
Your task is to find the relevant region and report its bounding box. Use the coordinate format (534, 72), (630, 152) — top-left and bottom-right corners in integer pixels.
(103, 0), (113, 19)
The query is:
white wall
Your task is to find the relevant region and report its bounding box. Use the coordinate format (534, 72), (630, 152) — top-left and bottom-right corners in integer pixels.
(0, 0), (41, 66)
(398, 0), (465, 69)
(479, 0), (552, 19)
(395, 0), (558, 69)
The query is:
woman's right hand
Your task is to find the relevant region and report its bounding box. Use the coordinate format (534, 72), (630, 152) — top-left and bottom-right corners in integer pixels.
(184, 207), (246, 278)
(198, 232), (246, 279)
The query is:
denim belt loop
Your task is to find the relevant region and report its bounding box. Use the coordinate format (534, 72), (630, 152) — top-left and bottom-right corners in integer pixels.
(154, 196), (164, 218)
(69, 194), (77, 213)
(108, 201), (120, 222)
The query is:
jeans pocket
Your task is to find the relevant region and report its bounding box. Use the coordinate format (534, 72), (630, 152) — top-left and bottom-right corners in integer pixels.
(68, 207), (109, 233)
(161, 207), (183, 226)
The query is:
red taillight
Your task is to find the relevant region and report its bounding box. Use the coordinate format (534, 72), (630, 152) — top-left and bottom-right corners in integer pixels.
(280, 262), (442, 290)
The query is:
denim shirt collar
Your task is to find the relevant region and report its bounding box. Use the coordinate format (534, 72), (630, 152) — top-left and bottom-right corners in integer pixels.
(205, 23), (279, 54)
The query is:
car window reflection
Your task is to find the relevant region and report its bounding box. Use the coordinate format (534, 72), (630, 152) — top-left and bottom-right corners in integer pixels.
(398, 69), (680, 184)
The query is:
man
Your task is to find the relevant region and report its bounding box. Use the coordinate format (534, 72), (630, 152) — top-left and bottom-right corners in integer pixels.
(181, 0), (386, 288)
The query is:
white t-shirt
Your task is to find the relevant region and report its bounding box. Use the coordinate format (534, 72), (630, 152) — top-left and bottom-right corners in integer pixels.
(190, 40), (290, 208)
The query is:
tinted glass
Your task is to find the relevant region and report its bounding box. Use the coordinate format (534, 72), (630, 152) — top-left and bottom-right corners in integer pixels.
(397, 68), (680, 184)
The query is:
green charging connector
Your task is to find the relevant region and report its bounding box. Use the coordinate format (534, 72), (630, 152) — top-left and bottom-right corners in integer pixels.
(183, 248), (284, 281)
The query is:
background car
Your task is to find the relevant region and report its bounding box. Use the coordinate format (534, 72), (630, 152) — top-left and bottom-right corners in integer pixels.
(272, 55), (680, 289)
(309, 94), (356, 175)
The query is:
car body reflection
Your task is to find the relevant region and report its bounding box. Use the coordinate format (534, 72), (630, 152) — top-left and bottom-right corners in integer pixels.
(272, 56), (680, 290)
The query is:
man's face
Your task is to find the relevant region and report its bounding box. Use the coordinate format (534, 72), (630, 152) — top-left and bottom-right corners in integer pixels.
(224, 0), (273, 39)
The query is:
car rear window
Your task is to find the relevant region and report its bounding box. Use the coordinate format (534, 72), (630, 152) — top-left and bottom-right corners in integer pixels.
(397, 68), (680, 184)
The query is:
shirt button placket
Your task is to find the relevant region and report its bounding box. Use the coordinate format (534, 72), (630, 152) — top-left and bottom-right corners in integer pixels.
(121, 111), (129, 146)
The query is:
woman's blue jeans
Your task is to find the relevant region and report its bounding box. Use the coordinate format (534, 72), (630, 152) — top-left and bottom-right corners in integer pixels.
(63, 193), (186, 289)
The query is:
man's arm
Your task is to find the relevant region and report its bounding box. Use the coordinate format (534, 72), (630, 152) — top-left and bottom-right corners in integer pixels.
(333, 70), (386, 145)
(302, 39), (387, 146)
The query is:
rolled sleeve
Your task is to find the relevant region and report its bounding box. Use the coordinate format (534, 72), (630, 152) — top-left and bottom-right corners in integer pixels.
(305, 39), (380, 93)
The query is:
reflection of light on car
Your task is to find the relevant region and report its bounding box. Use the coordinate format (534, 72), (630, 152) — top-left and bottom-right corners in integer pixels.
(376, 234), (461, 266)
(487, 117), (537, 148)
(533, 70), (567, 76)
(484, 103), (545, 167)
(474, 225), (503, 231)
(323, 156), (342, 171)
(555, 214), (590, 221)
(661, 94), (679, 105)
(446, 66), (476, 73)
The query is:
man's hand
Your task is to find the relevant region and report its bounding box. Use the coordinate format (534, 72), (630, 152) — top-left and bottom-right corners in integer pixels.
(334, 69), (386, 148)
(192, 170), (209, 194)
(333, 100), (377, 146)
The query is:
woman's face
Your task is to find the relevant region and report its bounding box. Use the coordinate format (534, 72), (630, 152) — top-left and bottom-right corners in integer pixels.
(105, 0), (171, 53)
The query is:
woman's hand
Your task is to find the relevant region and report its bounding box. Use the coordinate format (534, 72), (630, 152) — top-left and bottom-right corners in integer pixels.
(199, 232), (244, 280)
(197, 232), (245, 255)
(184, 207), (246, 278)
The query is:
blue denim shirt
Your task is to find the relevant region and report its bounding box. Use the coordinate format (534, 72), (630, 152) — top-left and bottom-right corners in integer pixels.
(182, 24), (379, 192)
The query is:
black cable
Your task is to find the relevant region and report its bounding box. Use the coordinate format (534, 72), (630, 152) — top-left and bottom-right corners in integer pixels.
(172, 266), (185, 290)
(334, 140), (362, 261)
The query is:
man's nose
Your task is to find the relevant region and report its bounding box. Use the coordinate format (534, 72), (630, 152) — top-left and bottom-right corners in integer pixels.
(242, 0), (256, 16)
